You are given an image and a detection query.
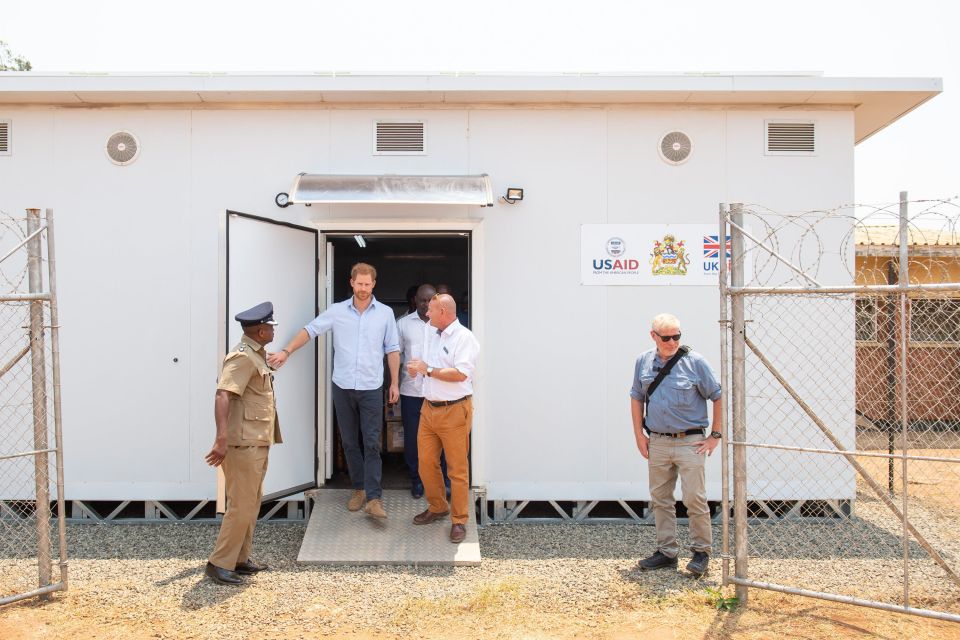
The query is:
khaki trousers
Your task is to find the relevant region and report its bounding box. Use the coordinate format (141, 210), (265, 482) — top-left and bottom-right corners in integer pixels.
(648, 434), (712, 558)
(418, 398), (472, 524)
(209, 445), (270, 570)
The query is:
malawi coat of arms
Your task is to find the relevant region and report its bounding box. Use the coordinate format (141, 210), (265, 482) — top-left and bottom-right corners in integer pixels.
(650, 234), (690, 275)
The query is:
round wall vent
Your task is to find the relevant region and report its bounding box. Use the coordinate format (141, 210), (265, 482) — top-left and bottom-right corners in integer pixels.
(658, 130), (692, 165)
(105, 131), (140, 165)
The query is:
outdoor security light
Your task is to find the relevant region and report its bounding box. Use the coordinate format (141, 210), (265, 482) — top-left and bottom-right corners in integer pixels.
(502, 187), (524, 204)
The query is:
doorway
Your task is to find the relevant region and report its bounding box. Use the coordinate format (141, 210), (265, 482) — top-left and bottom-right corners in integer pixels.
(322, 232), (471, 491)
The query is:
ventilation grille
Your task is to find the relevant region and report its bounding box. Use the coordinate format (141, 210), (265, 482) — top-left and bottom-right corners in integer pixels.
(766, 121), (815, 154)
(105, 131), (140, 165)
(659, 131), (692, 164)
(0, 120), (9, 154)
(375, 121), (425, 154)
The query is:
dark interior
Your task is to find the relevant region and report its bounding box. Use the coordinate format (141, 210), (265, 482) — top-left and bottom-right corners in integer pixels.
(326, 233), (470, 489)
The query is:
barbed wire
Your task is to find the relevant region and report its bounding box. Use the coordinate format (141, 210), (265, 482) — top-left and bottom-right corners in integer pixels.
(734, 197), (960, 288)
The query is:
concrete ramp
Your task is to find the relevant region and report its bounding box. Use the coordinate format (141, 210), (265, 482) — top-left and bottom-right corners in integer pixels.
(296, 489), (481, 566)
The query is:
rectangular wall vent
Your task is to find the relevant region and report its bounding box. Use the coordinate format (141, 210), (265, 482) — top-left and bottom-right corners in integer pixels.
(765, 121), (815, 155)
(375, 121), (425, 155)
(0, 120), (10, 155)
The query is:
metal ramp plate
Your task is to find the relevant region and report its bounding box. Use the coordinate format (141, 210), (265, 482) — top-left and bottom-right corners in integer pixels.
(297, 489), (481, 565)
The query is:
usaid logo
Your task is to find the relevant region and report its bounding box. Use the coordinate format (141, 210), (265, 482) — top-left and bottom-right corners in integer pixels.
(593, 236), (640, 273)
(606, 237), (626, 257)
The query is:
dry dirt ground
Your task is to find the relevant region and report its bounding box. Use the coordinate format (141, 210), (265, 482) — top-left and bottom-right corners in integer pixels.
(2, 576), (958, 640)
(2, 521), (959, 640)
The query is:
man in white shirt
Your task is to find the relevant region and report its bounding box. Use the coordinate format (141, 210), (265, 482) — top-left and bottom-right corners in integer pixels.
(405, 293), (480, 543)
(397, 284), (450, 498)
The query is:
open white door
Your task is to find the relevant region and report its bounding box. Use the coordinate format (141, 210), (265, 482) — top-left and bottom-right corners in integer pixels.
(225, 211), (319, 500)
(324, 241), (335, 479)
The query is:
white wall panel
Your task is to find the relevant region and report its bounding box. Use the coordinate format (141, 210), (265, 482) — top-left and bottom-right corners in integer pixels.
(49, 110), (192, 497)
(468, 110), (608, 495)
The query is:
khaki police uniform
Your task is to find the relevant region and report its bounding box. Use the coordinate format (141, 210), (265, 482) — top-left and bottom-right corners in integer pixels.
(208, 334), (282, 571)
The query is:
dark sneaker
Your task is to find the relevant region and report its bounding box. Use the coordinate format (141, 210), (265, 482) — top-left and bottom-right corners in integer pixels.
(686, 551), (710, 577)
(411, 481), (424, 499)
(638, 551), (678, 571)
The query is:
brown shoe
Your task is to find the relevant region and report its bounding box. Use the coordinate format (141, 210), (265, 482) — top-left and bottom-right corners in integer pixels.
(450, 523), (466, 543)
(347, 489), (366, 512)
(413, 508), (449, 525)
(364, 498), (387, 519)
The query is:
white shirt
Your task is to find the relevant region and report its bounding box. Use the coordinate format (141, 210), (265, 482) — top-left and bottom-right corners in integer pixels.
(397, 312), (429, 397)
(421, 319), (479, 402)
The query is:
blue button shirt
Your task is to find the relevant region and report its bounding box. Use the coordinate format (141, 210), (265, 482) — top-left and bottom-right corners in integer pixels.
(305, 296), (400, 391)
(630, 348), (721, 432)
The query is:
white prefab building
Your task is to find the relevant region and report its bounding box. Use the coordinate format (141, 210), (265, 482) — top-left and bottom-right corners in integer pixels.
(0, 73), (940, 519)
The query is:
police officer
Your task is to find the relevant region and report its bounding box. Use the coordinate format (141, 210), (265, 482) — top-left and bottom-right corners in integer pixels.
(204, 302), (282, 585)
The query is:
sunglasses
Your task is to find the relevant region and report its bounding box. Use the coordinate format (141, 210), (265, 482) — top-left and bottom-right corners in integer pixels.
(654, 332), (682, 342)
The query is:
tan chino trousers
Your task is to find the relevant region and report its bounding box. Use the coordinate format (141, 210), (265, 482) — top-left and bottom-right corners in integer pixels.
(418, 398), (472, 524)
(209, 444), (270, 570)
(647, 434), (712, 558)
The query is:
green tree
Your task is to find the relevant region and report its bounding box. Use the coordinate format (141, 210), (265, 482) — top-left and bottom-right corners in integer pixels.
(0, 41), (32, 71)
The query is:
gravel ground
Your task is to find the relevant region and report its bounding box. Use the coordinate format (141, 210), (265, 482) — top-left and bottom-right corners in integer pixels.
(2, 513), (960, 639)
(3, 484), (960, 639)
(3, 521), (720, 638)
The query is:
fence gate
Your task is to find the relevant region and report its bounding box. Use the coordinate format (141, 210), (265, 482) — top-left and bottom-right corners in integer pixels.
(719, 195), (960, 623)
(0, 208), (67, 605)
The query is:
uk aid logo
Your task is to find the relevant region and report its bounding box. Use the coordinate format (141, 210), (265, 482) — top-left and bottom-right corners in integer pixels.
(592, 237), (641, 274)
(702, 235), (731, 273)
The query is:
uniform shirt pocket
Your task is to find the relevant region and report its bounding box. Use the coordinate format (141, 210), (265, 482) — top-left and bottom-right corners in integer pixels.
(242, 402), (272, 441)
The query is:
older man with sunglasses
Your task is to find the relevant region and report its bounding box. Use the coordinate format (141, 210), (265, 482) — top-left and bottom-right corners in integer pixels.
(630, 313), (721, 577)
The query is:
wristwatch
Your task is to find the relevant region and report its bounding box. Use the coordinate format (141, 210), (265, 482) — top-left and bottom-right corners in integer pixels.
(710, 431), (722, 439)
(426, 366), (434, 377)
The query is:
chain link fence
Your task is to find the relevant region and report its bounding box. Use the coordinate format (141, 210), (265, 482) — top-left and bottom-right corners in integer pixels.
(0, 208), (67, 605)
(719, 195), (960, 622)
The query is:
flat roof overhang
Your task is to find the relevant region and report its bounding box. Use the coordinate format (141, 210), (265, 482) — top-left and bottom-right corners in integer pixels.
(0, 73), (942, 143)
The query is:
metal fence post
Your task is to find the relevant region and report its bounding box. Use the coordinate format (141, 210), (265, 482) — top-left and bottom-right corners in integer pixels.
(898, 191), (910, 608)
(45, 208), (69, 589)
(26, 208), (52, 593)
(718, 204), (731, 586)
(729, 202), (748, 603)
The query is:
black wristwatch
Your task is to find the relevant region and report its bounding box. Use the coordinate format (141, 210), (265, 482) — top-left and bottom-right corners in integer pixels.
(709, 431), (722, 439)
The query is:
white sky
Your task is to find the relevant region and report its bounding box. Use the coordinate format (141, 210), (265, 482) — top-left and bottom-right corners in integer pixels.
(3, 0), (957, 207)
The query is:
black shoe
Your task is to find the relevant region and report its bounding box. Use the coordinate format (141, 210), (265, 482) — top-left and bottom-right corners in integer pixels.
(411, 481), (424, 499)
(686, 551), (710, 577)
(205, 562), (242, 585)
(638, 551), (678, 571)
(234, 559), (268, 575)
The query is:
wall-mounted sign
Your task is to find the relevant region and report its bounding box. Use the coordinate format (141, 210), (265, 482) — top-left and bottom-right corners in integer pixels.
(581, 224), (737, 286)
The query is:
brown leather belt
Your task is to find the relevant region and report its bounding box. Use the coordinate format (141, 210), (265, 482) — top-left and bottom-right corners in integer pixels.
(427, 395), (471, 408)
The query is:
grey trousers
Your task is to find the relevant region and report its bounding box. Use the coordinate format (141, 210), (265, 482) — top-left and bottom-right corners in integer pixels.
(648, 433), (712, 557)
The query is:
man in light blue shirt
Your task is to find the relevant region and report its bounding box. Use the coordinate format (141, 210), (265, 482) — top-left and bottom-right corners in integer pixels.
(630, 313), (721, 578)
(268, 263), (399, 519)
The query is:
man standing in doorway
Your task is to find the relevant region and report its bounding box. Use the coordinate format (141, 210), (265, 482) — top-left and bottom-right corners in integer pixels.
(630, 313), (721, 577)
(205, 301), (281, 585)
(405, 293), (479, 543)
(268, 263), (400, 519)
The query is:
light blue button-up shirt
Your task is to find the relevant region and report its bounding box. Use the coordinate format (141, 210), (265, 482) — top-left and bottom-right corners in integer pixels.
(630, 348), (721, 433)
(305, 296), (400, 391)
